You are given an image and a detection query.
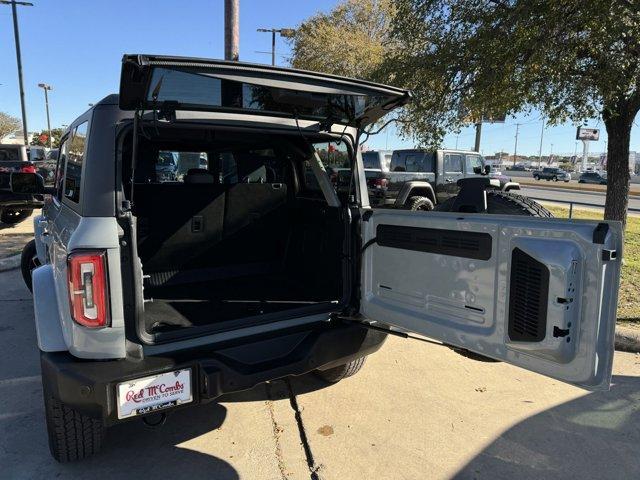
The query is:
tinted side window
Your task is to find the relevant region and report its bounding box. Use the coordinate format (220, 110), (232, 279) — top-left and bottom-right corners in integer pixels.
(304, 141), (349, 192)
(55, 138), (68, 199)
(390, 154), (405, 172)
(362, 152), (380, 169)
(465, 155), (483, 174)
(444, 154), (463, 174)
(220, 150), (282, 184)
(64, 122), (88, 203)
(405, 155), (419, 172)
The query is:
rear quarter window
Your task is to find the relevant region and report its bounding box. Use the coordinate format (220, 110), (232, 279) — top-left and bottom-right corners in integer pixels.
(64, 122), (88, 203)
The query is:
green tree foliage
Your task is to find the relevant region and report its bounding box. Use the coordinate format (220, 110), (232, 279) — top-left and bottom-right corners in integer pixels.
(30, 127), (66, 148)
(291, 0), (639, 223)
(389, 0), (640, 222)
(0, 111), (21, 140)
(288, 0), (395, 81)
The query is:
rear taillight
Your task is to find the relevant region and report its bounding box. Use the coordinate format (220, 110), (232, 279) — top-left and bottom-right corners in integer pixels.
(20, 164), (36, 174)
(67, 251), (109, 328)
(369, 178), (389, 189)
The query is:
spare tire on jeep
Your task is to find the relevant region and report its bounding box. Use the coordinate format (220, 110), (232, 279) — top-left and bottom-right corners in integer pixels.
(435, 190), (553, 218)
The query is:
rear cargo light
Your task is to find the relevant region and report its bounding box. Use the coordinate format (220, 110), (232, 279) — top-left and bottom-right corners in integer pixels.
(20, 164), (37, 174)
(67, 251), (109, 328)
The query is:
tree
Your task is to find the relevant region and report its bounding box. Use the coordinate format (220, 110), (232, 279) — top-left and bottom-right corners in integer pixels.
(288, 0), (395, 81)
(0, 111), (21, 141)
(30, 128), (66, 148)
(388, 0), (640, 223)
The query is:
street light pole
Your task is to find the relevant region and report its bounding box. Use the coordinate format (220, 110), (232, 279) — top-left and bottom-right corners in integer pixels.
(37, 83), (52, 148)
(257, 28), (296, 66)
(1, 1), (33, 145)
(537, 118), (545, 169)
(513, 123), (521, 167)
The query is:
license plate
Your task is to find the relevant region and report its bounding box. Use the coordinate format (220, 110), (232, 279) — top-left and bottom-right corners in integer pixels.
(117, 369), (192, 419)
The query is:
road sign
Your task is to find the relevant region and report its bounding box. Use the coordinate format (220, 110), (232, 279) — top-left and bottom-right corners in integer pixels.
(576, 127), (599, 141)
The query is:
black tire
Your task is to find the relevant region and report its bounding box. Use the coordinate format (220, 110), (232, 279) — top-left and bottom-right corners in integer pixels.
(533, 175), (539, 180)
(578, 180), (585, 183)
(484, 190), (553, 217)
(407, 196), (434, 211)
(1, 208), (33, 225)
(21, 239), (40, 293)
(553, 176), (558, 181)
(314, 356), (367, 383)
(436, 190), (553, 218)
(43, 380), (105, 462)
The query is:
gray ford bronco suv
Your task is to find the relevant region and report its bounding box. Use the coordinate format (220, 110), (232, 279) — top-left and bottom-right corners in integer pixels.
(11, 55), (623, 462)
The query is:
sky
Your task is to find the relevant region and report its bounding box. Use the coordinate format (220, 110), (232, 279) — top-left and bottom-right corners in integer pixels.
(1, 0), (638, 156)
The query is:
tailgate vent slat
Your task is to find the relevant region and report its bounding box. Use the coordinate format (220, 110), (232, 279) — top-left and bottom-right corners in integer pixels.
(508, 248), (549, 342)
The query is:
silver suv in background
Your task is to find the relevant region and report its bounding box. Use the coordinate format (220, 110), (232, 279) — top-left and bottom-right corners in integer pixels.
(11, 55), (623, 462)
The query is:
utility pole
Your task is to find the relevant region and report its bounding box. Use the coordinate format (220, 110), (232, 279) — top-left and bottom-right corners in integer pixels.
(537, 118), (545, 169)
(455, 133), (460, 149)
(473, 122), (482, 152)
(257, 28), (295, 66)
(2, 1), (33, 145)
(513, 123), (521, 167)
(224, 0), (239, 61)
(37, 83), (52, 148)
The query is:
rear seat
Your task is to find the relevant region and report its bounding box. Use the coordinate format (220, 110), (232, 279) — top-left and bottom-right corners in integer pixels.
(133, 180), (288, 274)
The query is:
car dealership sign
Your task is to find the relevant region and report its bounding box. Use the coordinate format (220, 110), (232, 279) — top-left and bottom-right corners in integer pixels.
(576, 127), (600, 141)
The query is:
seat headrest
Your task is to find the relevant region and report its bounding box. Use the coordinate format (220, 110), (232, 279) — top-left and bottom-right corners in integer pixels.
(184, 168), (214, 184)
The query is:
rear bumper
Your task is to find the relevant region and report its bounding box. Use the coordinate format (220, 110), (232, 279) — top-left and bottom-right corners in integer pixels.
(41, 322), (386, 426)
(0, 192), (43, 210)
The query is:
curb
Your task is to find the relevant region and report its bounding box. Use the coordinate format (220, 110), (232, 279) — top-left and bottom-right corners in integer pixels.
(0, 254), (21, 272)
(615, 326), (640, 353)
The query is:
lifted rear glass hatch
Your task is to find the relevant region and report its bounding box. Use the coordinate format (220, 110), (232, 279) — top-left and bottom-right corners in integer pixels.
(119, 54), (411, 127)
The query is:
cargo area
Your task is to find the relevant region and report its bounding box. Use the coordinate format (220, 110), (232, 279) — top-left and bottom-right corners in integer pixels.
(120, 125), (351, 339)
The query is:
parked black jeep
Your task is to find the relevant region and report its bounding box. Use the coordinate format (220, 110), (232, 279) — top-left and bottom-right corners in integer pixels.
(0, 144), (43, 224)
(364, 148), (522, 212)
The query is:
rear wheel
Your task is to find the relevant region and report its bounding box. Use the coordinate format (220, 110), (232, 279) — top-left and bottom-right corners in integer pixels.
(43, 380), (105, 462)
(533, 175), (539, 180)
(314, 357), (367, 383)
(0, 208), (32, 225)
(407, 196), (434, 211)
(21, 239), (40, 292)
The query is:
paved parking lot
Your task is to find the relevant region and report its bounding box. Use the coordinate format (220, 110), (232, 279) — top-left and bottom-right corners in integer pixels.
(1, 267), (639, 480)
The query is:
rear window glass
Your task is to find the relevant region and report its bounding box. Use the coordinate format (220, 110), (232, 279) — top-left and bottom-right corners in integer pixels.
(304, 141), (350, 192)
(147, 67), (393, 125)
(362, 152), (381, 169)
(151, 151), (208, 183)
(64, 122), (88, 203)
(219, 150), (283, 184)
(0, 148), (20, 161)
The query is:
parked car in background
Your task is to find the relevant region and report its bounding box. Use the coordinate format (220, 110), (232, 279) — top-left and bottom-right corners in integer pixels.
(155, 151), (179, 181)
(0, 144), (42, 224)
(366, 149), (521, 211)
(532, 167), (571, 182)
(579, 171), (607, 184)
(507, 164), (528, 171)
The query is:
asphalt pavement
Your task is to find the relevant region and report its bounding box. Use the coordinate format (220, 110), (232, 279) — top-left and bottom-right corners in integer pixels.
(519, 185), (640, 212)
(1, 268), (639, 479)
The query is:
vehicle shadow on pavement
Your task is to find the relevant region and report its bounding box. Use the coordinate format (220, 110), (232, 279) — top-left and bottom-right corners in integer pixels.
(221, 373), (331, 403)
(453, 374), (640, 479)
